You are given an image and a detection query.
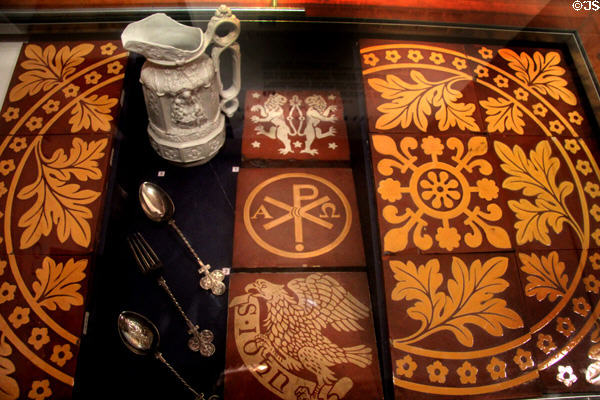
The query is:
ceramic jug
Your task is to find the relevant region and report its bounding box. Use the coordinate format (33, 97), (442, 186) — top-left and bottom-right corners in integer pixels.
(122, 6), (241, 166)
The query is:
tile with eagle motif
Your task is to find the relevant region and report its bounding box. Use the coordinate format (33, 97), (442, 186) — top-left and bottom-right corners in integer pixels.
(0, 40), (127, 136)
(232, 168), (365, 268)
(242, 90), (350, 161)
(225, 271), (383, 400)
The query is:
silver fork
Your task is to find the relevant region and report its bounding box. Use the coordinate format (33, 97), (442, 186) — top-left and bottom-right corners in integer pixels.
(127, 232), (215, 357)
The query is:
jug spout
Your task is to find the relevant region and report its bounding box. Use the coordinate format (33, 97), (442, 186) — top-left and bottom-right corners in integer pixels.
(121, 13), (205, 66)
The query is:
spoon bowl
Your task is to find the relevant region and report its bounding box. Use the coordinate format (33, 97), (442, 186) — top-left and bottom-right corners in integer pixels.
(139, 181), (175, 223)
(118, 311), (160, 356)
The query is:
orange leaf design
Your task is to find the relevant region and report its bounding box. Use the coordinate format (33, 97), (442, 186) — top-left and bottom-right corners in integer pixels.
(9, 43), (93, 102)
(519, 251), (568, 302)
(17, 137), (107, 250)
(0, 334), (19, 400)
(69, 94), (118, 133)
(32, 257), (87, 311)
(498, 49), (576, 106)
(392, 256), (523, 347)
(480, 97), (525, 134)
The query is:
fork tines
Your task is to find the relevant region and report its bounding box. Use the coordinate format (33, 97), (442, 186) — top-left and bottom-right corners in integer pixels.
(127, 232), (163, 275)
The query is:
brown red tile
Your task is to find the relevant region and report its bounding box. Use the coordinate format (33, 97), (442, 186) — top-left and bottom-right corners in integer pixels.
(242, 90), (350, 161)
(225, 271), (383, 400)
(0, 251), (92, 399)
(232, 168), (364, 268)
(370, 132), (515, 255)
(360, 39), (484, 136)
(382, 253), (541, 399)
(0, 40), (127, 136)
(0, 133), (113, 255)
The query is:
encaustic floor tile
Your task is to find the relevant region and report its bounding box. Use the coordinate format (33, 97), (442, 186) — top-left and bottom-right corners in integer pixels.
(0, 133), (113, 255)
(241, 90), (350, 162)
(232, 168), (365, 268)
(382, 253), (542, 399)
(370, 132), (516, 255)
(225, 271), (383, 400)
(359, 39), (485, 137)
(491, 135), (598, 251)
(0, 251), (93, 399)
(0, 40), (127, 136)
(464, 44), (594, 139)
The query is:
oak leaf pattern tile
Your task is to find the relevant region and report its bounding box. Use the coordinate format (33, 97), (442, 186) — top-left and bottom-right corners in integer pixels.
(519, 251), (568, 302)
(0, 334), (19, 400)
(32, 257), (87, 311)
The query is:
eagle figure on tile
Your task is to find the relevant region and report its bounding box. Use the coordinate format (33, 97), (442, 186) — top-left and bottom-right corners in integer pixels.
(244, 273), (372, 400)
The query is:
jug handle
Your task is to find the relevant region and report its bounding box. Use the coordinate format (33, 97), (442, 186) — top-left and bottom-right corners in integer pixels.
(213, 41), (241, 118)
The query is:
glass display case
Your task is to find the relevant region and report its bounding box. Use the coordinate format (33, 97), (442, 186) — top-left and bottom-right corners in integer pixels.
(1, 3), (600, 399)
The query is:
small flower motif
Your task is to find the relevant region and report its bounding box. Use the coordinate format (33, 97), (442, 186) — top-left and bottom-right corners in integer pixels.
(556, 316), (575, 337)
(576, 160), (592, 176)
(452, 57), (467, 71)
(0, 160), (15, 176)
(513, 348), (534, 371)
(50, 344), (73, 367)
(583, 274), (600, 294)
(84, 71), (102, 85)
(407, 50), (423, 63)
(556, 365), (578, 387)
(513, 88), (529, 101)
(8, 306), (30, 328)
(572, 297), (591, 317)
(568, 111), (583, 125)
(62, 84), (80, 98)
(564, 139), (580, 154)
(378, 178), (403, 202)
(28, 379), (52, 400)
(493, 74), (508, 88)
(2, 106), (19, 122)
(593, 229), (600, 246)
(532, 102), (548, 117)
(421, 135), (444, 157)
(585, 182), (600, 198)
(426, 360), (449, 383)
(421, 171), (460, 209)
(107, 61), (124, 74)
(363, 53), (379, 67)
(435, 226), (461, 251)
(537, 333), (556, 354)
(28, 327), (50, 350)
(396, 355), (417, 378)
(9, 137), (27, 153)
(429, 52), (445, 65)
(385, 50), (401, 63)
(457, 361), (478, 384)
(25, 116), (43, 132)
(100, 42), (117, 56)
(478, 46), (493, 59)
(476, 178), (499, 201)
(0, 282), (16, 304)
(474, 65), (489, 78)
(0, 182), (6, 198)
(549, 120), (565, 135)
(41, 99), (60, 114)
(486, 357), (507, 380)
(591, 252), (600, 270)
(591, 204), (600, 222)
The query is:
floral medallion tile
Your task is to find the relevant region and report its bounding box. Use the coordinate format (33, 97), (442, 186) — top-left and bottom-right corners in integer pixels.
(465, 44), (593, 139)
(232, 168), (364, 268)
(0, 40), (127, 136)
(370, 133), (515, 255)
(0, 134), (113, 254)
(382, 253), (541, 399)
(0, 251), (92, 399)
(360, 39), (485, 136)
(225, 271), (383, 400)
(241, 90), (350, 161)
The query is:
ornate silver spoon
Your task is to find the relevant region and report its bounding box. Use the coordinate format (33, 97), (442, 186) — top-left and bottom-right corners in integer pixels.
(117, 311), (217, 400)
(139, 181), (226, 296)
